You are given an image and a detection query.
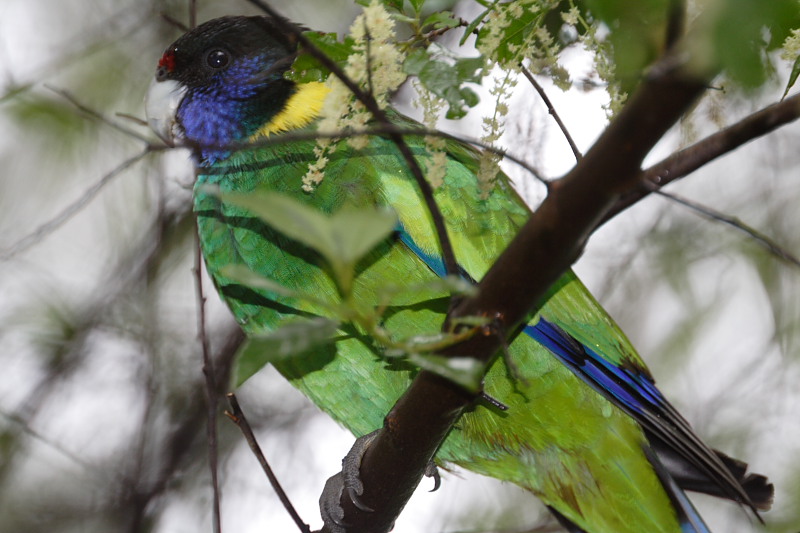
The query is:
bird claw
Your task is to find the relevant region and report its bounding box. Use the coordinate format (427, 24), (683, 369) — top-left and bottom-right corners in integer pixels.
(320, 473), (347, 533)
(425, 461), (441, 492)
(320, 430), (443, 530)
(319, 430), (380, 531)
(342, 430), (379, 512)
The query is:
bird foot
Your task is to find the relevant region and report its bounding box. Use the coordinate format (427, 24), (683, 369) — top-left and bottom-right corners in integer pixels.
(320, 430), (379, 533)
(319, 430), (441, 532)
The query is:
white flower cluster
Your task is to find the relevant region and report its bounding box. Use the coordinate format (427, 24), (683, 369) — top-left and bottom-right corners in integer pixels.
(478, 70), (516, 198)
(413, 79), (448, 189)
(782, 28), (800, 62)
(303, 0), (406, 191)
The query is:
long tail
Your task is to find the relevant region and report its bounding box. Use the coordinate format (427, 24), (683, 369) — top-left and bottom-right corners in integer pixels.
(529, 318), (772, 518)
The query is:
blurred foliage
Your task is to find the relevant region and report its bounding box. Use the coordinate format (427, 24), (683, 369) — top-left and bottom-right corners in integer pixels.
(0, 0), (799, 532)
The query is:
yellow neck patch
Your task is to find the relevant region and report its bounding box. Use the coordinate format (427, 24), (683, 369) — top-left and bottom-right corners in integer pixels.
(249, 81), (330, 139)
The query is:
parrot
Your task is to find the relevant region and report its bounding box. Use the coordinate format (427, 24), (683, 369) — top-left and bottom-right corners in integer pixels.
(145, 15), (773, 533)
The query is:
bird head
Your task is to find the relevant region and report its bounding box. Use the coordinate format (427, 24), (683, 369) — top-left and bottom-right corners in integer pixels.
(145, 16), (300, 164)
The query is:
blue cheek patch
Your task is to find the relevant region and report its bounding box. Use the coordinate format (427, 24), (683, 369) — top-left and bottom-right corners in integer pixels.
(177, 56), (277, 166)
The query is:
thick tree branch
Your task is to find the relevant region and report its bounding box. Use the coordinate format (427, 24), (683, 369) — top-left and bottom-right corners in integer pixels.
(323, 50), (711, 533)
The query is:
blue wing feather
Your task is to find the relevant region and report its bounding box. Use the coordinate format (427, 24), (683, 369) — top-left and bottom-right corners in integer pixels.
(525, 319), (665, 416)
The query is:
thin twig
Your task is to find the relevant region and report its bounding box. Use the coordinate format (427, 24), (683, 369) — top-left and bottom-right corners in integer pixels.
(654, 188), (800, 268)
(363, 20), (375, 103)
(160, 12), (190, 33)
(0, 7), (148, 104)
(665, 0), (686, 49)
(225, 393), (312, 533)
(0, 149), (151, 261)
(115, 112), (149, 127)
(520, 65), (581, 161)
(45, 85), (153, 143)
(244, 0), (460, 280)
(189, 0), (197, 30)
(0, 410), (121, 483)
(419, 18), (467, 45)
(607, 91), (800, 220)
(194, 233), (222, 533)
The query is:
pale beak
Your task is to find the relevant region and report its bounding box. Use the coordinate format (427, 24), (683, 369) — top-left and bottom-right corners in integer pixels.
(144, 77), (186, 146)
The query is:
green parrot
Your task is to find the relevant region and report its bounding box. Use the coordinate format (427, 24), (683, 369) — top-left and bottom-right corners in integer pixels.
(145, 15), (773, 533)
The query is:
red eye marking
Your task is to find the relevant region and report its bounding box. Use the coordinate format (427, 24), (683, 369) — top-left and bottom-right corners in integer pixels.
(158, 51), (176, 73)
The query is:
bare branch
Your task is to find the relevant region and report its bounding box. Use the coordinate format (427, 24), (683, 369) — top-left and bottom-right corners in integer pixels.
(0, 150), (151, 261)
(189, 0), (197, 30)
(45, 85), (153, 143)
(520, 66), (581, 161)
(654, 188), (800, 268)
(159, 12), (190, 33)
(194, 232), (222, 533)
(665, 0), (686, 50)
(226, 393), (312, 533)
(0, 7), (149, 103)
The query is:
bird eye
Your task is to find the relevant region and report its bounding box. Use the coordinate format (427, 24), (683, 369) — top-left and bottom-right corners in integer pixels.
(206, 49), (230, 69)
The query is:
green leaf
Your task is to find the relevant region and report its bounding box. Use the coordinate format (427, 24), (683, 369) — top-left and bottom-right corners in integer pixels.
(220, 263), (340, 314)
(378, 275), (478, 305)
(408, 353), (485, 392)
(210, 189), (397, 294)
(220, 264), (300, 299)
(454, 57), (484, 82)
(288, 32), (357, 83)
(783, 55), (800, 99)
(215, 190), (339, 261)
(476, 3), (547, 65)
(459, 87), (479, 108)
(460, 8), (490, 46)
(235, 318), (340, 385)
(405, 50), (484, 119)
(329, 208), (399, 264)
(705, 0), (800, 88)
(583, 0), (668, 81)
(404, 49), (429, 75)
(422, 11), (460, 31)
(408, 0), (425, 15)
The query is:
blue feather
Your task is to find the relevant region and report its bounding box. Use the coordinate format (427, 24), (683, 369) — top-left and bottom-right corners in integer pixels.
(396, 224), (447, 278)
(524, 319), (667, 417)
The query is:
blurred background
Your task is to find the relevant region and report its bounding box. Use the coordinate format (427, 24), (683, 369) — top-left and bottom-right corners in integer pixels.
(1, 0), (799, 532)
